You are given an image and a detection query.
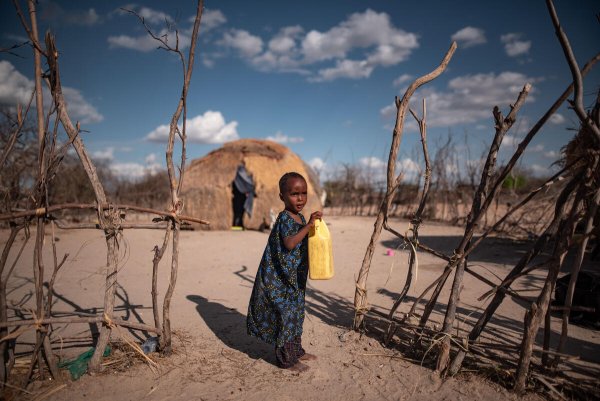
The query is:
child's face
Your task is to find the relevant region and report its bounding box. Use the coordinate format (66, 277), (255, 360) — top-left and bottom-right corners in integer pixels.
(280, 177), (308, 213)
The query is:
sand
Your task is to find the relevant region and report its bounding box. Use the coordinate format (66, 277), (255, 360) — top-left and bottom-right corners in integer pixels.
(3, 215), (599, 400)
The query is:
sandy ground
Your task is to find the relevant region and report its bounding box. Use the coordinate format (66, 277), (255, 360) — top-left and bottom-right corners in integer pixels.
(2, 215), (599, 400)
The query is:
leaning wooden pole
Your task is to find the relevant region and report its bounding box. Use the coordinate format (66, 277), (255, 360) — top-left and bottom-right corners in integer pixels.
(353, 42), (457, 330)
(0, 225), (26, 387)
(42, 32), (114, 373)
(514, 186), (585, 392)
(446, 171), (581, 378)
(446, 52), (600, 377)
(553, 185), (600, 366)
(436, 84), (531, 373)
(384, 99), (431, 344)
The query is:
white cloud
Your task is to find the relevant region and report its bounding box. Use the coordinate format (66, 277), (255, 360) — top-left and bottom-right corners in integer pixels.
(110, 162), (146, 178)
(502, 134), (521, 148)
(544, 150), (559, 159)
(145, 153), (157, 164)
(380, 71), (539, 128)
(358, 156), (388, 182)
(451, 26), (487, 48)
(109, 152), (164, 179)
(0, 60), (32, 106)
(92, 147), (115, 160)
(269, 26), (303, 53)
(501, 135), (544, 153)
(399, 157), (419, 173)
(220, 29), (263, 57)
(302, 10), (417, 63)
(501, 33), (531, 57)
(528, 144), (545, 152)
(466, 158), (485, 172)
(380, 104), (396, 119)
(393, 73), (413, 87)
(145, 110), (239, 143)
(108, 34), (161, 52)
(109, 6), (195, 52)
(0, 61), (103, 123)
(199, 9), (226, 31)
(61, 87), (104, 123)
(128, 6), (173, 24)
(40, 2), (101, 26)
(265, 131), (304, 144)
(310, 59), (374, 82)
(308, 157), (326, 172)
(218, 9), (418, 82)
(248, 26), (308, 73)
(108, 27), (191, 52)
(359, 156), (386, 170)
(62, 8), (100, 26)
(550, 113), (565, 125)
(525, 143), (545, 153)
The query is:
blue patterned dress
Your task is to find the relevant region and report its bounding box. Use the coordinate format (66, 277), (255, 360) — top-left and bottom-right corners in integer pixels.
(247, 211), (308, 351)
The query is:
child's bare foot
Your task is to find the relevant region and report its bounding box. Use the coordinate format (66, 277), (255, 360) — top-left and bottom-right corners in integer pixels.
(299, 353), (317, 361)
(288, 361), (310, 373)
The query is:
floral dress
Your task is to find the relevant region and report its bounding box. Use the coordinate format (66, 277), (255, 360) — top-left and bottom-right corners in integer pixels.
(247, 211), (308, 353)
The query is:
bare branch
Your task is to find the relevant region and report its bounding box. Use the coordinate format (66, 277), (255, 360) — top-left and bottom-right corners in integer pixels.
(0, 202), (209, 225)
(546, 0), (600, 142)
(0, 41), (29, 58)
(10, 0), (46, 56)
(353, 42), (457, 330)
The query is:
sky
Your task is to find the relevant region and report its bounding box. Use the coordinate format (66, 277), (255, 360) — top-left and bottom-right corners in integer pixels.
(1, 0), (599, 183)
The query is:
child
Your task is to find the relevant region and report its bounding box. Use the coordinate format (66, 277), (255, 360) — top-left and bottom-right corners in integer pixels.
(247, 172), (322, 372)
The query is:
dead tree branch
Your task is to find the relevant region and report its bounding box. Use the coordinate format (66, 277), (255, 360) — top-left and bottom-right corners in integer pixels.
(546, 0), (600, 143)
(353, 42), (457, 330)
(446, 53), (600, 376)
(384, 99), (432, 344)
(0, 203), (209, 225)
(434, 84), (531, 373)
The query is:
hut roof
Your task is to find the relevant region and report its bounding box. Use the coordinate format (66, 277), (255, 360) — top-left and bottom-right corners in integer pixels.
(181, 139), (322, 230)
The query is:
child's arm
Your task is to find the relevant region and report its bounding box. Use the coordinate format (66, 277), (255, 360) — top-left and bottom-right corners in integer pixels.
(283, 211), (322, 250)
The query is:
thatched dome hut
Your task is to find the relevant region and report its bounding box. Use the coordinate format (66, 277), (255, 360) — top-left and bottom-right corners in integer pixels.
(181, 139), (322, 230)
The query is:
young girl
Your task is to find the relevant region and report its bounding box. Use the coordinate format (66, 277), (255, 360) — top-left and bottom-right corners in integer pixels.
(247, 172), (322, 372)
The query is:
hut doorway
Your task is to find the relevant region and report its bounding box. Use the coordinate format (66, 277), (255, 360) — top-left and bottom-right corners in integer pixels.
(231, 164), (255, 229)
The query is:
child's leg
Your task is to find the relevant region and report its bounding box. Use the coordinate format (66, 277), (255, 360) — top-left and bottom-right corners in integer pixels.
(292, 336), (305, 358)
(275, 341), (298, 368)
(293, 336), (317, 361)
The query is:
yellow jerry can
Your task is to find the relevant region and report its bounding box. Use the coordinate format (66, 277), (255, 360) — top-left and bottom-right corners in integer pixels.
(308, 218), (334, 280)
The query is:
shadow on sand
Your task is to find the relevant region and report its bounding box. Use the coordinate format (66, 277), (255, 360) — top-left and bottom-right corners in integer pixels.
(186, 294), (276, 366)
(185, 265), (357, 365)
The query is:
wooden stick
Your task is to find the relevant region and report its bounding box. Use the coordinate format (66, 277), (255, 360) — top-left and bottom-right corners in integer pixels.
(353, 41), (457, 330)
(384, 98), (432, 343)
(152, 224), (171, 333)
(0, 316), (161, 334)
(54, 222), (170, 230)
(435, 84), (531, 373)
(0, 203), (209, 225)
(546, 0), (600, 143)
(514, 186), (585, 392)
(552, 184), (600, 367)
(446, 50), (600, 375)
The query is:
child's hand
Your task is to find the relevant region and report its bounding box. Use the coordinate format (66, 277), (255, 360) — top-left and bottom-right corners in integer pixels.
(308, 211), (323, 227)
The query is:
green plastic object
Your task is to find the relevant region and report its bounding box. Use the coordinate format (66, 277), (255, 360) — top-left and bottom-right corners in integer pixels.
(58, 346), (111, 380)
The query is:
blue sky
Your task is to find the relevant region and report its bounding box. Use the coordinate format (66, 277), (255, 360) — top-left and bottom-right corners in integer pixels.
(1, 0), (598, 182)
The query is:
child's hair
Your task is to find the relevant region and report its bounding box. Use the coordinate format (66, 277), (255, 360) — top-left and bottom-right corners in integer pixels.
(279, 172), (306, 193)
